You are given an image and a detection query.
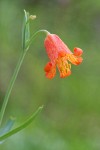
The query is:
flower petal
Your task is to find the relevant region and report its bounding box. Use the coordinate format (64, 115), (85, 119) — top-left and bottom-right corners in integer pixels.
(68, 54), (83, 65)
(44, 62), (56, 79)
(73, 47), (83, 56)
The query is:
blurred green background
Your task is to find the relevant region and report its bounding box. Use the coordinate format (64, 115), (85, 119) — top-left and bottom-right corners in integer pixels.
(0, 0), (100, 149)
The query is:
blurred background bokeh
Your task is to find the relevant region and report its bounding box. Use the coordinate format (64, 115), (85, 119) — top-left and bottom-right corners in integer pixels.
(0, 0), (100, 149)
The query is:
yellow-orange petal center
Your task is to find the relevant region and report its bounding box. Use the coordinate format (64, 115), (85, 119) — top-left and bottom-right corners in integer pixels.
(57, 56), (71, 78)
(68, 54), (83, 65)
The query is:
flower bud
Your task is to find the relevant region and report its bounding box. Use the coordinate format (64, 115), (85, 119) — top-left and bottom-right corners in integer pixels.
(29, 15), (36, 20)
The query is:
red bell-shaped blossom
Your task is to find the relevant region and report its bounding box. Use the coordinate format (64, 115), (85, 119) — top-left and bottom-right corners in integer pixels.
(44, 33), (83, 79)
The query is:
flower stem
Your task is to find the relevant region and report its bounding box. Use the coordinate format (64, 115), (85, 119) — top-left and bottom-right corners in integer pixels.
(0, 51), (27, 127)
(26, 29), (49, 49)
(0, 29), (48, 127)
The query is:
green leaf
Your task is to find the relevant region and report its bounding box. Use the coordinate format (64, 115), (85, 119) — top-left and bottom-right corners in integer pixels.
(0, 117), (15, 144)
(24, 10), (30, 43)
(0, 106), (43, 142)
(22, 10), (30, 50)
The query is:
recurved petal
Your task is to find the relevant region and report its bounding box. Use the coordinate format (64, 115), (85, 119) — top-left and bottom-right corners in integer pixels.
(68, 54), (83, 65)
(73, 47), (83, 56)
(44, 62), (56, 79)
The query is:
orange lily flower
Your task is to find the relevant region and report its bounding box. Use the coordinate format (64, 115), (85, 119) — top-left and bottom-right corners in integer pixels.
(44, 33), (83, 79)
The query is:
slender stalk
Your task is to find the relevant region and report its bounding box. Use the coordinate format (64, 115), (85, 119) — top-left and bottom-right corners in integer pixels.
(0, 51), (27, 127)
(26, 30), (49, 49)
(0, 29), (48, 127)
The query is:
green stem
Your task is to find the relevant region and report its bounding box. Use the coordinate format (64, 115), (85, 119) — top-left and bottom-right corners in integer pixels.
(0, 51), (27, 127)
(0, 29), (48, 127)
(26, 29), (49, 49)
